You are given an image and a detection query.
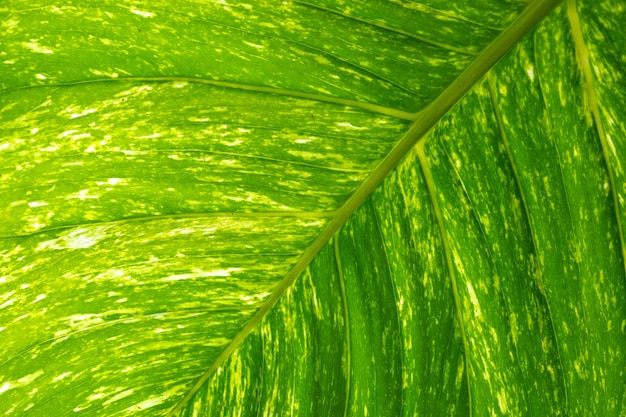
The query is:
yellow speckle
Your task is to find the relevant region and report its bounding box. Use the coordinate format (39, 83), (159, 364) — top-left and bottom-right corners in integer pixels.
(466, 282), (482, 317)
(497, 388), (508, 413)
(526, 65), (535, 81)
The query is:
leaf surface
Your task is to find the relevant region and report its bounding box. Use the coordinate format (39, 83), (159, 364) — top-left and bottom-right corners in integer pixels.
(1, 0), (625, 416)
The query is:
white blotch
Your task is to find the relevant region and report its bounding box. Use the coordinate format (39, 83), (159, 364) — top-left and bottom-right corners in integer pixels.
(52, 372), (71, 382)
(125, 387), (178, 412)
(107, 178), (123, 185)
(337, 122), (365, 129)
(18, 370), (44, 385)
(89, 68), (118, 78)
(36, 226), (108, 251)
(70, 108), (98, 119)
(35, 73), (47, 80)
(66, 189), (99, 200)
(295, 139), (311, 144)
(22, 41), (53, 54)
(33, 294), (47, 303)
(225, 139), (242, 147)
(164, 268), (241, 281)
(171, 81), (188, 88)
(243, 41), (263, 49)
(31, 128), (39, 134)
(0, 382), (10, 394)
(131, 8), (154, 17)
(0, 143), (9, 151)
(66, 314), (103, 328)
(28, 201), (48, 208)
(59, 129), (78, 138)
(64, 231), (102, 249)
(526, 65), (535, 81)
(137, 133), (161, 139)
(239, 292), (271, 305)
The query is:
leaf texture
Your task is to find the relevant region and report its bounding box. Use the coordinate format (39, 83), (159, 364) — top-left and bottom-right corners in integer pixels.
(173, 2), (626, 417)
(1, 0), (625, 416)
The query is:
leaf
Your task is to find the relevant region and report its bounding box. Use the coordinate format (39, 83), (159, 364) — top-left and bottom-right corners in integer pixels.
(1, 0), (625, 416)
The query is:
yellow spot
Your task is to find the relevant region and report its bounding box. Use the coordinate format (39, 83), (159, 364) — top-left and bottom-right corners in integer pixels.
(497, 388), (508, 413)
(337, 122), (365, 130)
(526, 65), (535, 81)
(466, 282), (482, 317)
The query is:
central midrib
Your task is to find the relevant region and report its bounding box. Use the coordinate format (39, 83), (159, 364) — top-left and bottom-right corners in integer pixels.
(165, 0), (564, 414)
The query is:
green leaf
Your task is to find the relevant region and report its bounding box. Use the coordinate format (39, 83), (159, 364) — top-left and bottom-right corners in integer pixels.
(1, 0), (625, 416)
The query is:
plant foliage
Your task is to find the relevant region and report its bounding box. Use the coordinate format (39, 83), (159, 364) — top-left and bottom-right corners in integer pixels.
(1, 0), (625, 415)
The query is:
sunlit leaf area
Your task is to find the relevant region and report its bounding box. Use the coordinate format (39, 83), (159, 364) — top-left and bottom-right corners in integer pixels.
(1, 0), (625, 415)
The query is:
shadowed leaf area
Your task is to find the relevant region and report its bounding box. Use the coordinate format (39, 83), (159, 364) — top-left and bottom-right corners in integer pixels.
(1, 0), (625, 415)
